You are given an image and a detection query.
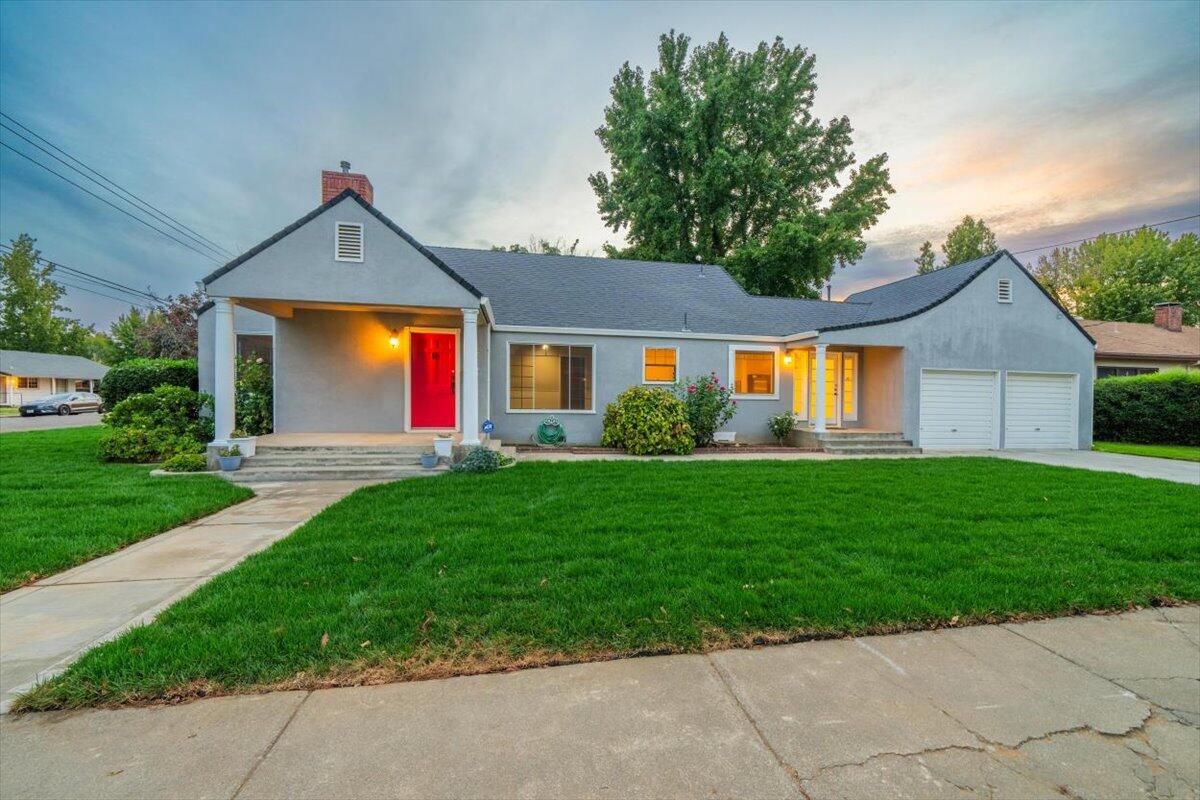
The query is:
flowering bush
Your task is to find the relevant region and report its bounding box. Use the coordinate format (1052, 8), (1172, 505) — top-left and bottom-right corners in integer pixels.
(673, 372), (736, 446)
(235, 355), (273, 436)
(601, 387), (695, 455)
(768, 412), (795, 444)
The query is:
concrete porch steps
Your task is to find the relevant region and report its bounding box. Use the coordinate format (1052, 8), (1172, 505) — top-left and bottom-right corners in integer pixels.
(228, 464), (445, 484)
(229, 439), (515, 483)
(793, 429), (921, 456)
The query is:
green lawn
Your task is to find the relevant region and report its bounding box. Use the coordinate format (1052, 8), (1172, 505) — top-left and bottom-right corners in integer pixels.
(18, 458), (1199, 711)
(0, 427), (253, 592)
(1094, 441), (1200, 462)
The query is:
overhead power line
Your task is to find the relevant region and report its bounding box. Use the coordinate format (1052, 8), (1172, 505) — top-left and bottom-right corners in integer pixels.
(56, 278), (157, 311)
(0, 112), (234, 259)
(0, 242), (164, 307)
(1012, 213), (1200, 256)
(0, 142), (223, 264)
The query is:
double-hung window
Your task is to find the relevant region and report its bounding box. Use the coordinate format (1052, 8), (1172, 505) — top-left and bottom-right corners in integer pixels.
(508, 344), (594, 411)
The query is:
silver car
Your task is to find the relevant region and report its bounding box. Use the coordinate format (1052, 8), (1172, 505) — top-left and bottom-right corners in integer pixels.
(18, 392), (104, 416)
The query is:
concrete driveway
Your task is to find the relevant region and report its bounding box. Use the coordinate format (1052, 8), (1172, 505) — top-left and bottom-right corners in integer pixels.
(994, 449), (1200, 485)
(1, 606), (1196, 799)
(0, 411), (104, 433)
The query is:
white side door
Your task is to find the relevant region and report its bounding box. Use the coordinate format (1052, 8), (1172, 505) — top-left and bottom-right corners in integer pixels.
(919, 369), (999, 449)
(1004, 372), (1077, 449)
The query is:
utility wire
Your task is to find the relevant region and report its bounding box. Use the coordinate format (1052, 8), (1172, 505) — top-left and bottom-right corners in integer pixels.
(0, 112), (234, 259)
(0, 142), (223, 264)
(1012, 213), (1200, 256)
(55, 278), (156, 311)
(0, 242), (165, 306)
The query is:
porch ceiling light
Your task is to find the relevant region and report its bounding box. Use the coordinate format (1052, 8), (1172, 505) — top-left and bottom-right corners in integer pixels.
(388, 329), (400, 349)
(782, 353), (793, 365)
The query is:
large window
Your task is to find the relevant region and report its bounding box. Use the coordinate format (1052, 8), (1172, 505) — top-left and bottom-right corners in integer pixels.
(17, 376), (38, 389)
(643, 347), (678, 383)
(730, 347), (777, 397)
(509, 344), (594, 411)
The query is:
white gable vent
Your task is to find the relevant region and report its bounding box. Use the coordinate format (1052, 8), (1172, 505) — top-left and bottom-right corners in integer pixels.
(997, 278), (1012, 303)
(335, 222), (364, 262)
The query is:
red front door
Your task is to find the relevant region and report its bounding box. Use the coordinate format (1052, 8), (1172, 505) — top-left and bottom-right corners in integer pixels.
(410, 331), (457, 429)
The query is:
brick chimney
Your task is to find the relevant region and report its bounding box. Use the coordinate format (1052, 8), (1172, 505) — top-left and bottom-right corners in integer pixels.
(321, 161), (373, 205)
(1153, 302), (1183, 332)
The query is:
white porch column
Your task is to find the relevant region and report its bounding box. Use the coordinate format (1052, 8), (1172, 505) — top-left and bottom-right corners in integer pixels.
(212, 297), (236, 442)
(460, 307), (481, 446)
(813, 343), (828, 433)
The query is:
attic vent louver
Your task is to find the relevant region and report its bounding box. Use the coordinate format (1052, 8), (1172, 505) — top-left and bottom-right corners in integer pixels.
(997, 278), (1012, 303)
(335, 222), (364, 262)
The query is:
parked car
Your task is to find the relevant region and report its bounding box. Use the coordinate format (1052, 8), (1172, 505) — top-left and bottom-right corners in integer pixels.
(18, 392), (105, 416)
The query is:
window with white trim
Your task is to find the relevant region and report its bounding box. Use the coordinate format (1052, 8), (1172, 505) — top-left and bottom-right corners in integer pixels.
(508, 344), (594, 411)
(17, 376), (38, 389)
(997, 278), (1012, 303)
(729, 346), (778, 397)
(642, 346), (678, 383)
(335, 222), (364, 262)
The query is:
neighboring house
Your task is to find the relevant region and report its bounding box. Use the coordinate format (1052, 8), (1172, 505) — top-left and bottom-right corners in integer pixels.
(1079, 304), (1199, 378)
(197, 166), (1096, 450)
(0, 350), (108, 406)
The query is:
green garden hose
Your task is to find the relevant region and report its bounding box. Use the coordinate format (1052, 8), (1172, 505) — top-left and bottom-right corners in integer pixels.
(534, 417), (566, 446)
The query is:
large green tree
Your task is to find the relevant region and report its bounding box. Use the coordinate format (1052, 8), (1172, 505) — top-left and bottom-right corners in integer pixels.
(916, 216), (998, 274)
(0, 234), (94, 355)
(589, 31), (893, 297)
(1032, 228), (1199, 325)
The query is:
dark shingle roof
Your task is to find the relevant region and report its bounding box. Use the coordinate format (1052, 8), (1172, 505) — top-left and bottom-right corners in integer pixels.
(428, 246), (865, 336)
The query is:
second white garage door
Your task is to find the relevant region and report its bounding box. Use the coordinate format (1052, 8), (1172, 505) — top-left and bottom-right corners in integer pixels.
(919, 369), (999, 449)
(1004, 372), (1077, 449)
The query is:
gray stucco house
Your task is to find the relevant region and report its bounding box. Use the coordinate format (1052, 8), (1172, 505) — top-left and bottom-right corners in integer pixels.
(198, 168), (1095, 450)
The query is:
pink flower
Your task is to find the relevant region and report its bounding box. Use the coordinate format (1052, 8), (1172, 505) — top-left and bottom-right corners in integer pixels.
(732, 400), (738, 406)
(687, 385), (697, 394)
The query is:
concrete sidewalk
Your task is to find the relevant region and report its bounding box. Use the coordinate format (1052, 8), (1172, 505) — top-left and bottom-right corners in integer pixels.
(2, 606), (1196, 799)
(0, 480), (365, 712)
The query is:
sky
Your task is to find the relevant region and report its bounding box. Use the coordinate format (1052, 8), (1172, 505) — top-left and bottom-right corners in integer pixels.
(1, 0), (1198, 328)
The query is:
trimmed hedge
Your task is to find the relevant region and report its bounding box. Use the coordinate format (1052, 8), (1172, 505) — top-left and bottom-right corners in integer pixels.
(1093, 370), (1200, 446)
(602, 387), (695, 455)
(99, 358), (197, 406)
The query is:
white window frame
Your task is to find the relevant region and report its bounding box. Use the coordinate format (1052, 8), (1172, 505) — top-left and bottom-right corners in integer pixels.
(641, 345), (679, 385)
(334, 221), (365, 263)
(728, 344), (780, 400)
(997, 278), (1013, 304)
(404, 326), (461, 433)
(505, 342), (597, 414)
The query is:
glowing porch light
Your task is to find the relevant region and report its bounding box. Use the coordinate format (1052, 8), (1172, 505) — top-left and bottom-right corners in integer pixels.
(388, 330), (400, 349)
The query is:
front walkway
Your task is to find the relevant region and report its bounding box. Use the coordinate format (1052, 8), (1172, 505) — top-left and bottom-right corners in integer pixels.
(0, 480), (366, 713)
(2, 607), (1196, 799)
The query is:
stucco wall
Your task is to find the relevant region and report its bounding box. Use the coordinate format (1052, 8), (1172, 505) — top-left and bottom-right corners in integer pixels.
(820, 256), (1095, 448)
(205, 198), (478, 310)
(859, 347), (904, 431)
(487, 331), (796, 444)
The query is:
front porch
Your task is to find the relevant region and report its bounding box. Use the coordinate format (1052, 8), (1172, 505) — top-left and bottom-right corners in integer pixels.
(208, 297), (485, 446)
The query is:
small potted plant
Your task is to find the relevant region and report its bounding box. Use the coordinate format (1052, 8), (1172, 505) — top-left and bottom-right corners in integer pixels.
(433, 435), (454, 460)
(217, 444), (243, 471)
(227, 428), (257, 458)
(419, 450), (439, 469)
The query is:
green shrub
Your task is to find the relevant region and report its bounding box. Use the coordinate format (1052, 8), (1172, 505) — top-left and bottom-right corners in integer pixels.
(451, 446), (505, 473)
(1094, 370), (1200, 445)
(98, 386), (213, 463)
(162, 453), (208, 473)
(98, 358), (197, 406)
(602, 387), (695, 455)
(235, 355), (273, 435)
(672, 373), (736, 446)
(768, 412), (795, 444)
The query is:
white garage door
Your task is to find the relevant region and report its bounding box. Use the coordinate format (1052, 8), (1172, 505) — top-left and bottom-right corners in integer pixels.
(1004, 372), (1077, 449)
(919, 369), (998, 450)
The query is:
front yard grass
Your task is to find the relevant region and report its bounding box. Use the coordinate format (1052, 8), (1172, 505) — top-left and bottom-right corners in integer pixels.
(18, 458), (1199, 710)
(0, 427), (253, 592)
(1093, 441), (1200, 462)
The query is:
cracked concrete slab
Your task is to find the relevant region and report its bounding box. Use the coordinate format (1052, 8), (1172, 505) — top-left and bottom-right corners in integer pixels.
(237, 655), (802, 800)
(709, 637), (979, 779)
(0, 691), (307, 800)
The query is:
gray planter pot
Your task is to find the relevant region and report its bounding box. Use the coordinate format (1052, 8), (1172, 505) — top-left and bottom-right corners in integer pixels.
(419, 453), (439, 469)
(218, 455), (243, 472)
